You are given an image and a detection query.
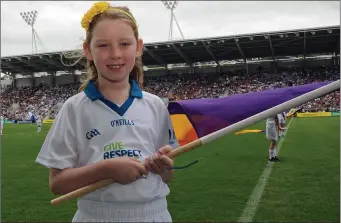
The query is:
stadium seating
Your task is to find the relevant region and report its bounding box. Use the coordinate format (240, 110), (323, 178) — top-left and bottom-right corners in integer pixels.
(1, 65), (339, 121)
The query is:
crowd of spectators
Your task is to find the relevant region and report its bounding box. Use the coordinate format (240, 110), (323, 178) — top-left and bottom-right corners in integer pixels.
(1, 65), (339, 121)
(1, 83), (80, 120)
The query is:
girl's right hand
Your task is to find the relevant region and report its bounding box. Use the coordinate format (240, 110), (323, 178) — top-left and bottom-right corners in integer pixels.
(103, 157), (148, 185)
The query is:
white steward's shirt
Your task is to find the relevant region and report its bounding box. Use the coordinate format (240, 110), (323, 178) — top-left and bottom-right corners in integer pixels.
(266, 116), (277, 125)
(277, 113), (284, 121)
(36, 119), (42, 126)
(35, 80), (179, 204)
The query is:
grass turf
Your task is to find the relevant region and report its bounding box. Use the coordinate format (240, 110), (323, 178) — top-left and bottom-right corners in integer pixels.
(1, 117), (339, 222)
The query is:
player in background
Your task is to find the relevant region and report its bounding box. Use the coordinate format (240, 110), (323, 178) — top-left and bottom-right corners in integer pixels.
(266, 115), (281, 162)
(1, 115), (4, 135)
(277, 112), (286, 137)
(36, 116), (42, 132)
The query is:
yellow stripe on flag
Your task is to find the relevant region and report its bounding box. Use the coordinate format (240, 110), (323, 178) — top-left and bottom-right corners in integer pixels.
(170, 114), (198, 146)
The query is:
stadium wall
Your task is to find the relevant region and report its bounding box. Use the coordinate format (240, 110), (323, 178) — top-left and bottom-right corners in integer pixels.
(55, 74), (75, 85)
(16, 78), (32, 87)
(14, 74), (83, 88)
(35, 75), (52, 86)
(1, 79), (12, 86)
(9, 111), (338, 124)
(296, 111), (340, 118)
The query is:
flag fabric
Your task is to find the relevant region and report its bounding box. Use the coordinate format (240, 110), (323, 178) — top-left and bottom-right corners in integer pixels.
(168, 81), (332, 146)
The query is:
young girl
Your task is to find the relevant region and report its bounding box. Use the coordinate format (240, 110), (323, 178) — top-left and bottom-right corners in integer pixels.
(265, 115), (280, 162)
(35, 2), (179, 222)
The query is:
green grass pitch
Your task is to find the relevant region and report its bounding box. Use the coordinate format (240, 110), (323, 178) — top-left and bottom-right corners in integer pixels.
(1, 117), (339, 222)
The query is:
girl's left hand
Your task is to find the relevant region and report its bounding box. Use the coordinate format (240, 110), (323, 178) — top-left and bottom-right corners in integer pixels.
(144, 145), (173, 175)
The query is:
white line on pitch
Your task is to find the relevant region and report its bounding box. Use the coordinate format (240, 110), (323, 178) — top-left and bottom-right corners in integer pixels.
(237, 118), (294, 223)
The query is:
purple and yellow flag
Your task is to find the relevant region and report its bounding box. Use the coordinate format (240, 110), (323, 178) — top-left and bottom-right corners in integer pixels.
(168, 81), (332, 146)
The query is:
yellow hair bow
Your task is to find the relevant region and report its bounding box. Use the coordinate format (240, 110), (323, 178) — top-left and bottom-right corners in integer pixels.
(81, 2), (136, 32)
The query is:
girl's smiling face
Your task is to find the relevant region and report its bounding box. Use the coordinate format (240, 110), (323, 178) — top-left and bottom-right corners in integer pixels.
(84, 17), (143, 84)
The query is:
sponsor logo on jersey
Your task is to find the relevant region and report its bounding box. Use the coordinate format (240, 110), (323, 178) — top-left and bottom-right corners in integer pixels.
(111, 119), (134, 127)
(103, 141), (142, 160)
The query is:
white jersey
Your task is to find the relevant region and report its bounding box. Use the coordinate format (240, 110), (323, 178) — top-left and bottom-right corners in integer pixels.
(0, 116), (3, 129)
(35, 80), (179, 205)
(36, 118), (42, 126)
(266, 116), (278, 141)
(277, 113), (284, 120)
(277, 113), (285, 124)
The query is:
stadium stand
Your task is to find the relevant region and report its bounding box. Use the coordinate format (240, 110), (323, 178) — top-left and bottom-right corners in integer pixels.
(1, 25), (340, 121)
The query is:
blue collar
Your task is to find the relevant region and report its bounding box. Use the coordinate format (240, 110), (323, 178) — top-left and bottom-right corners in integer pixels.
(83, 79), (143, 117)
(84, 79), (143, 101)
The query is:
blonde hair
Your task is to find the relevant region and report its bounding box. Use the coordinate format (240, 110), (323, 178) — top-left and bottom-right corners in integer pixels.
(79, 5), (144, 92)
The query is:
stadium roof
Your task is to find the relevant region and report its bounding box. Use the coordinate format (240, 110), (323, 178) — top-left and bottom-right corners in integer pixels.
(1, 25), (339, 74)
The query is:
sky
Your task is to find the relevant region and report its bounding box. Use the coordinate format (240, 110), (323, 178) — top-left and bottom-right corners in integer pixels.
(1, 1), (340, 58)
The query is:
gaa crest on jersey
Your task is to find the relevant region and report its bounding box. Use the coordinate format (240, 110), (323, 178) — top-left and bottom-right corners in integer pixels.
(86, 129), (101, 140)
